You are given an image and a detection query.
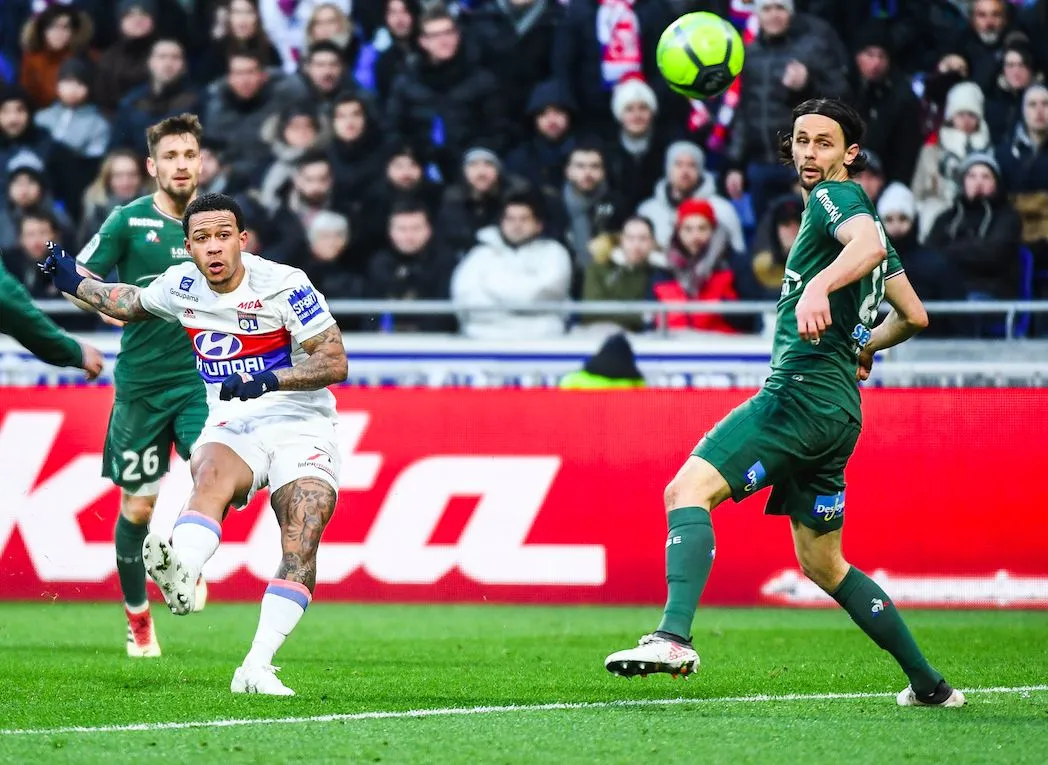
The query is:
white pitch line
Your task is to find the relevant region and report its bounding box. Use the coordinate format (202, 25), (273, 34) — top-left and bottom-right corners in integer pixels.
(3, 684), (1045, 737)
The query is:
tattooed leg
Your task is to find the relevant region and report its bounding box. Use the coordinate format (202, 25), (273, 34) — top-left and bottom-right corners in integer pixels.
(237, 478), (338, 681)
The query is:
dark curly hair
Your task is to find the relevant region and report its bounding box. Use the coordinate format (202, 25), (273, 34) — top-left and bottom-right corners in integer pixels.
(778, 98), (869, 177)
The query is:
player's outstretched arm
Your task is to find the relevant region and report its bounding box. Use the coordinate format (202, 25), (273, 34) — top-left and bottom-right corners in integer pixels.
(857, 273), (929, 381)
(76, 280), (156, 323)
(275, 324), (349, 391)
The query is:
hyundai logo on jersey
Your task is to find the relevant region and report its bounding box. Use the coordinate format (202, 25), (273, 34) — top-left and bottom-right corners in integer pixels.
(288, 285), (323, 324)
(193, 331), (244, 360)
(186, 327), (293, 383)
(179, 276), (195, 291)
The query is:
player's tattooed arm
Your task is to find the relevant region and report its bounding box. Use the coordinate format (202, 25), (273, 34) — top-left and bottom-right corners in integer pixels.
(75, 280), (155, 322)
(274, 324), (349, 391)
(271, 477), (337, 592)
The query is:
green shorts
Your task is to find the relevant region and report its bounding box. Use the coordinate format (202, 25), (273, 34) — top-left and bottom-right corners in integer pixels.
(692, 386), (860, 531)
(102, 384), (208, 493)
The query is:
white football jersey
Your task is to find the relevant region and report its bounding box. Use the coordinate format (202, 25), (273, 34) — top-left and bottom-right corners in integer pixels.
(139, 253), (339, 425)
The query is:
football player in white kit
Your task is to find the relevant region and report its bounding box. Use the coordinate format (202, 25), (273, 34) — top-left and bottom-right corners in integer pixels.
(39, 192), (348, 696)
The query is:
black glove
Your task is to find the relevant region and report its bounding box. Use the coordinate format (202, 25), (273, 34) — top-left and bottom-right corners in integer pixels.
(37, 241), (86, 296)
(219, 370), (280, 401)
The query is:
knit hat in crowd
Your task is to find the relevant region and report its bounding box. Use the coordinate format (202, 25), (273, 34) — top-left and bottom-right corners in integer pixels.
(853, 22), (893, 56)
(876, 182), (916, 221)
(57, 58), (92, 86)
(677, 198), (717, 228)
(756, 0), (795, 14)
(664, 141), (705, 177)
(945, 81), (985, 120)
(960, 152), (1001, 180)
(462, 147), (501, 173)
(611, 74), (658, 122)
(118, 0), (158, 18)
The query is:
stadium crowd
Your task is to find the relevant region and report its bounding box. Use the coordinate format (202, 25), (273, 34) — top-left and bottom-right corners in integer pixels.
(1, 0), (1046, 337)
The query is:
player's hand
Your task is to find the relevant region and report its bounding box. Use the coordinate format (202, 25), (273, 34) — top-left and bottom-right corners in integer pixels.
(856, 349), (874, 382)
(795, 287), (832, 343)
(782, 60), (809, 91)
(38, 241), (86, 296)
(99, 313), (126, 329)
(725, 170), (745, 200)
(78, 342), (105, 380)
(219, 370), (280, 401)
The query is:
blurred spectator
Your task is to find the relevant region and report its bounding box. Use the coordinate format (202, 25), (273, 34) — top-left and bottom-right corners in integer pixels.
(327, 91), (387, 212)
(197, 138), (240, 195)
(649, 198), (741, 334)
(94, 0), (159, 114)
(939, 0), (1015, 92)
(877, 182), (963, 332)
(34, 59), (109, 160)
(806, 0), (923, 74)
(997, 83), (1048, 267)
(605, 74), (671, 214)
(78, 149), (147, 248)
(846, 24), (922, 185)
(301, 209), (362, 298)
(855, 150), (886, 207)
(469, 0), (563, 144)
(559, 333), (645, 388)
(1018, 0), (1048, 74)
(985, 38), (1041, 144)
(725, 0), (850, 219)
(204, 50), (278, 183)
(108, 39), (201, 155)
(579, 215), (662, 333)
(559, 141), (627, 276)
(0, 160), (74, 250)
(637, 141), (744, 255)
(437, 146), (508, 257)
(18, 5), (94, 109)
(912, 81), (994, 240)
(504, 79), (577, 196)
(550, 0), (676, 136)
(272, 41), (353, 120)
(0, 85), (52, 185)
(366, 199), (457, 332)
(198, 0), (282, 84)
(742, 193), (803, 301)
(265, 149), (336, 264)
(259, 0), (352, 73)
(451, 187), (572, 339)
(362, 0), (420, 104)
(258, 105), (329, 210)
(386, 5), (506, 183)
(306, 2), (366, 80)
(926, 153), (1022, 305)
(2, 207), (63, 297)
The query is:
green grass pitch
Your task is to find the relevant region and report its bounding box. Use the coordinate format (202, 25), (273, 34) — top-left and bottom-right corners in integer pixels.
(1, 603), (1046, 764)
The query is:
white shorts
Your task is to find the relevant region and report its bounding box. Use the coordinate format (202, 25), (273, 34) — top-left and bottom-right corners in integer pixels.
(194, 416), (340, 508)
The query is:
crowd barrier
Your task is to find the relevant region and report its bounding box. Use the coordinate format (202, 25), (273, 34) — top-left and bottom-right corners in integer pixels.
(2, 388), (1045, 608)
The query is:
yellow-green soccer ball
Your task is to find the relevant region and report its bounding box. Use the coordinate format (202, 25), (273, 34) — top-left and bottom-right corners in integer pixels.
(656, 12), (745, 100)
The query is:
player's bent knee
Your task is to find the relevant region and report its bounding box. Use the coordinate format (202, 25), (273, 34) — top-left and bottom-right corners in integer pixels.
(120, 493), (156, 525)
(795, 548), (849, 592)
(664, 456), (731, 513)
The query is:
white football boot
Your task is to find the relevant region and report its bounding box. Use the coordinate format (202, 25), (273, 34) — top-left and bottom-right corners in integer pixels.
(231, 664), (296, 696)
(897, 682), (966, 708)
(142, 533), (196, 616)
(125, 605), (162, 658)
(192, 575), (208, 612)
(605, 633), (700, 678)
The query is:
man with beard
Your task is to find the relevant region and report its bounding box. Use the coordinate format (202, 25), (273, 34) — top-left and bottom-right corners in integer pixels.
(605, 98), (965, 710)
(69, 113), (209, 659)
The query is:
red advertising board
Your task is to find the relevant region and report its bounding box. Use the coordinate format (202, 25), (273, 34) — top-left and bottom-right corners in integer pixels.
(1, 389), (1046, 608)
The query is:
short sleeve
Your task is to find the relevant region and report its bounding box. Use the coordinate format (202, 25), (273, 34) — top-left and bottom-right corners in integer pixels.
(280, 275), (336, 344)
(138, 269), (182, 322)
(812, 184), (872, 240)
(885, 244), (905, 280)
(76, 207), (126, 276)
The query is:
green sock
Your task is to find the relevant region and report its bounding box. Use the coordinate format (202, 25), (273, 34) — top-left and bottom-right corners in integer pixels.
(115, 514), (149, 608)
(656, 506), (715, 641)
(832, 566), (943, 695)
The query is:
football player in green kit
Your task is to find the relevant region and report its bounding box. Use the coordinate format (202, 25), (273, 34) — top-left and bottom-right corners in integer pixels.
(605, 99), (964, 708)
(71, 114), (209, 657)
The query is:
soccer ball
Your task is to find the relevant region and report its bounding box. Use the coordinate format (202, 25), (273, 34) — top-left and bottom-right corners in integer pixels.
(656, 12), (745, 100)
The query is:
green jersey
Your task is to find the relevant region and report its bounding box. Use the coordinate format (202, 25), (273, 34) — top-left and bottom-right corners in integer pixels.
(766, 180), (904, 423)
(77, 195), (201, 398)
